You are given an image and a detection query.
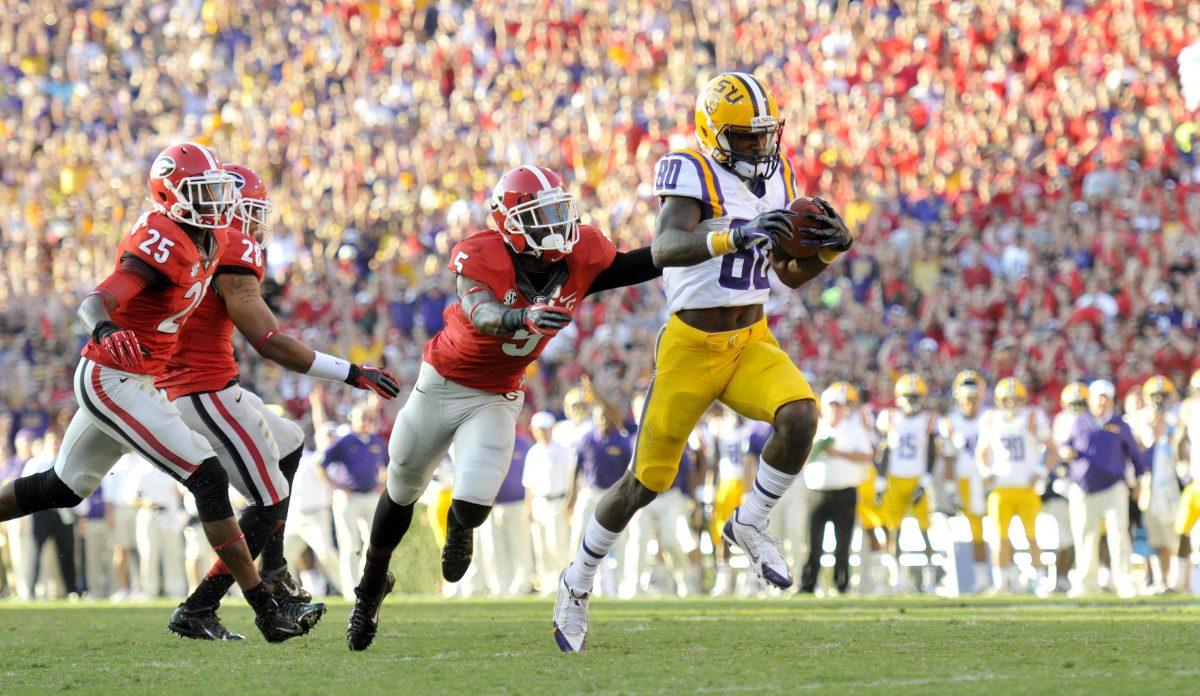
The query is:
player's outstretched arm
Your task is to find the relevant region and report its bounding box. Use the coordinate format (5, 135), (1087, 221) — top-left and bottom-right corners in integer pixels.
(585, 246), (662, 296)
(651, 196), (794, 268)
(458, 274), (570, 337)
(217, 273), (399, 398)
(79, 254), (164, 372)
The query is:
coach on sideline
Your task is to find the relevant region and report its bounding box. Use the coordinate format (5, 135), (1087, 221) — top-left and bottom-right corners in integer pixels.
(1058, 380), (1147, 597)
(799, 383), (874, 594)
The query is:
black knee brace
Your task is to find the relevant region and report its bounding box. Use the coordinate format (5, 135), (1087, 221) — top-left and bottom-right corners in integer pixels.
(182, 458), (234, 523)
(278, 446), (302, 484)
(13, 470), (82, 514)
(449, 498), (491, 529)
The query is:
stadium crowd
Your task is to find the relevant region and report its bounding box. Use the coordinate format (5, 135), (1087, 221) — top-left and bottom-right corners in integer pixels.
(2, 0), (1200, 598)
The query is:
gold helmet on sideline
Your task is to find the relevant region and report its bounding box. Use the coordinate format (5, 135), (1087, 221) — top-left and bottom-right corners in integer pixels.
(894, 373), (928, 414)
(994, 378), (1028, 410)
(1060, 382), (1089, 414)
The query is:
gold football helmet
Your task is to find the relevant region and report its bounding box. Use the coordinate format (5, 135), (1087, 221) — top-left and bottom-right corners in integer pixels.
(694, 72), (783, 181)
(994, 378), (1028, 410)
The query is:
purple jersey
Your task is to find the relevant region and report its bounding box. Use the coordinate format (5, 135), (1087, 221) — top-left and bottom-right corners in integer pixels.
(321, 433), (388, 493)
(494, 435), (531, 505)
(576, 423), (634, 489)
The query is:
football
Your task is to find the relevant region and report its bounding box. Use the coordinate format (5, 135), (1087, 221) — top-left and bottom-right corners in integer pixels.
(774, 196), (826, 259)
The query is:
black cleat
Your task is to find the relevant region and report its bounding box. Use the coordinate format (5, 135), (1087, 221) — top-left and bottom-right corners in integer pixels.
(255, 596), (326, 643)
(167, 603), (244, 641)
(347, 571), (395, 652)
(262, 565), (313, 603)
(441, 522), (474, 582)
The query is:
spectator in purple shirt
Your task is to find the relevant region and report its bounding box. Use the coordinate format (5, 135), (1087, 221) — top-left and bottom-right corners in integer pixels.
(481, 435), (533, 596)
(1059, 380), (1147, 597)
(567, 402), (634, 595)
(319, 404), (387, 599)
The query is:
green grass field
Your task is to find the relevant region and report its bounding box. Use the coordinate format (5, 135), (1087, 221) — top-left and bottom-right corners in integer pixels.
(1, 596), (1197, 694)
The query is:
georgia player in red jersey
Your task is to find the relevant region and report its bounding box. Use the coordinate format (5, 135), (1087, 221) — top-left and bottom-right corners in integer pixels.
(158, 163), (399, 641)
(0, 143), (322, 642)
(346, 164), (662, 651)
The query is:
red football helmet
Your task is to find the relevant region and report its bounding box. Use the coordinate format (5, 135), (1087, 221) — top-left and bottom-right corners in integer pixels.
(224, 163), (273, 240)
(148, 142), (238, 229)
(489, 165), (579, 262)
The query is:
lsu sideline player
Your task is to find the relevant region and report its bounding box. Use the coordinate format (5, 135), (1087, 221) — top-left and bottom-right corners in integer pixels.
(875, 373), (939, 591)
(553, 72), (853, 651)
(1172, 370), (1200, 592)
(976, 378), (1056, 594)
(939, 370), (989, 592)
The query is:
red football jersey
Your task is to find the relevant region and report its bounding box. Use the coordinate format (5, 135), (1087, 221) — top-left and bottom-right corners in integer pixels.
(157, 228), (266, 399)
(82, 211), (221, 376)
(424, 224), (617, 393)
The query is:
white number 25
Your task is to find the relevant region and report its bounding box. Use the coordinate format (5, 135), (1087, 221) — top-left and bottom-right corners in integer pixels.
(136, 228), (176, 263)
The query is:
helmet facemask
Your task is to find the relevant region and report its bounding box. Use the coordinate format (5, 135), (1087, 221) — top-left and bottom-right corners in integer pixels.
(897, 393), (922, 415)
(954, 382), (982, 414)
(235, 195), (274, 244)
(502, 188), (579, 260)
(714, 118), (783, 181)
(164, 170), (239, 228)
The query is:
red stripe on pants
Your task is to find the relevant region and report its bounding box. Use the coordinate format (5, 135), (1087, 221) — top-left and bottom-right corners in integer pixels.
(207, 393), (279, 504)
(90, 364), (197, 474)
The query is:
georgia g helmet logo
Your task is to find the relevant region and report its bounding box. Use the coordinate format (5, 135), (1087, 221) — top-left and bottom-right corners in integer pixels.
(151, 155), (176, 178)
(226, 168), (246, 190)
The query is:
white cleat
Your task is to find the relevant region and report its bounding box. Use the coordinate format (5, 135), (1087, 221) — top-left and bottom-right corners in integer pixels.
(722, 510), (793, 590)
(552, 569), (590, 652)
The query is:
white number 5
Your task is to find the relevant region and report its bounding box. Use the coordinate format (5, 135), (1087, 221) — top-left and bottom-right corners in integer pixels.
(453, 251), (469, 273)
(137, 228), (176, 263)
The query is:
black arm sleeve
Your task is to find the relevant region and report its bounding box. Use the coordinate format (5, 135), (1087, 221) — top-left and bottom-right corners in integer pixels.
(926, 432), (938, 474)
(585, 246), (662, 296)
(118, 253), (170, 290)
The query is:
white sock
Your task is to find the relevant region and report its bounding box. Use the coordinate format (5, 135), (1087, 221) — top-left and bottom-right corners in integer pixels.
(736, 458), (798, 529)
(973, 562), (990, 588)
(564, 517), (620, 593)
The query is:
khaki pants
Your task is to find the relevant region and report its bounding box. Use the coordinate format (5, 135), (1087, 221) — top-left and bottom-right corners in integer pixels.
(1069, 482), (1132, 595)
(480, 502), (533, 596)
(135, 507), (187, 598)
(528, 496), (568, 592)
(331, 490), (377, 599)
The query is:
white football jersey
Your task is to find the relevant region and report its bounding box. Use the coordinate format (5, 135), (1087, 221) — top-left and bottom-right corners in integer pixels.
(652, 147), (799, 314)
(940, 410), (984, 484)
(1184, 399), (1200, 480)
(877, 408), (937, 479)
(979, 407), (1050, 488)
(1051, 410), (1076, 446)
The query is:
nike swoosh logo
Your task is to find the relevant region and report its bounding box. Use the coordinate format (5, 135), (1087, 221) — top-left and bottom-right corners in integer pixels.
(415, 387), (426, 394)
(235, 393), (242, 403)
(119, 378), (129, 384)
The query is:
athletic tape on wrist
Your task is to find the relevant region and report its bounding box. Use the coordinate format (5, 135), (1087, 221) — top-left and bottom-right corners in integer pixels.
(707, 231), (735, 257)
(308, 351), (352, 382)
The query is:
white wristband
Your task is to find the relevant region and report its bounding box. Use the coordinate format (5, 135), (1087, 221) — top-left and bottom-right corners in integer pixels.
(308, 351), (352, 382)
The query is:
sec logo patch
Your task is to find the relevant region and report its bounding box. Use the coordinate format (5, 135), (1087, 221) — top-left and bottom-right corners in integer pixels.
(503, 289), (518, 306)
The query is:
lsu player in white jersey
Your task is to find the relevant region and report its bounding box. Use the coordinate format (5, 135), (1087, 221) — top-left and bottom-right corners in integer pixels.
(1045, 382), (1087, 590)
(876, 374), (939, 592)
(939, 370), (990, 592)
(976, 378), (1057, 594)
(1172, 369), (1200, 593)
(553, 71), (853, 651)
